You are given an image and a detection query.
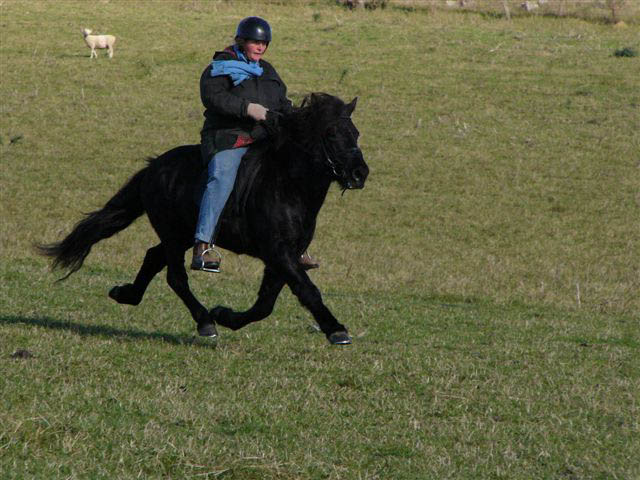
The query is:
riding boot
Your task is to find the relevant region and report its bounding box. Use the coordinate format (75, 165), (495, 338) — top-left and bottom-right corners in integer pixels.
(300, 251), (319, 270)
(191, 242), (221, 273)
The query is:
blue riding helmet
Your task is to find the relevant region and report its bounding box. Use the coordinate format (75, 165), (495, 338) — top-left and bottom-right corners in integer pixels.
(235, 16), (272, 43)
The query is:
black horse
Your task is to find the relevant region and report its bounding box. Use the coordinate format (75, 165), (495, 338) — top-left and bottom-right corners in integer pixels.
(39, 93), (369, 345)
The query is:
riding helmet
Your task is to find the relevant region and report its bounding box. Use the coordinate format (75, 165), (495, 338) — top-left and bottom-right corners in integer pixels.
(235, 16), (272, 43)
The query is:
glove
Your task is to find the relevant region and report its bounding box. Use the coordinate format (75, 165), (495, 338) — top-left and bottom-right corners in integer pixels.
(247, 103), (268, 122)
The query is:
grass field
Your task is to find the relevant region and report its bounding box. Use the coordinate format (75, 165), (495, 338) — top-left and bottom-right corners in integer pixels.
(1, 1), (639, 478)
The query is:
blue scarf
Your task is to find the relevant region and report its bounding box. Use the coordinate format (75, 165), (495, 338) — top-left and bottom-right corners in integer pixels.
(210, 45), (263, 86)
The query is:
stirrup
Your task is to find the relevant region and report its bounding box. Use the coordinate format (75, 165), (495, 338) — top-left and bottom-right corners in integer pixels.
(201, 245), (222, 273)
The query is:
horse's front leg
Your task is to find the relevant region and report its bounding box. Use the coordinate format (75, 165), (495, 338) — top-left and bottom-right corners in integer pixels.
(276, 257), (351, 345)
(212, 266), (285, 331)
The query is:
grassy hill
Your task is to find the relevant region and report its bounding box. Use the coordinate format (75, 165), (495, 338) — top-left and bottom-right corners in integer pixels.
(1, 1), (638, 478)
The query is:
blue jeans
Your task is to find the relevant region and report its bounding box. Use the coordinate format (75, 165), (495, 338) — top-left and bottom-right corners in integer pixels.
(195, 147), (248, 244)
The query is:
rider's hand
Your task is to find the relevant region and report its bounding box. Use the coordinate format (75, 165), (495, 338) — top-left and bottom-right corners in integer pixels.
(247, 103), (268, 122)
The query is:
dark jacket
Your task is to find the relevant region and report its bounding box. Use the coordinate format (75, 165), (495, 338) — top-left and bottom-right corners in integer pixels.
(200, 47), (293, 162)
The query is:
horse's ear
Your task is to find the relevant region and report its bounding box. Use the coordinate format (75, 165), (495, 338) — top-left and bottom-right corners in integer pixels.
(344, 97), (358, 116)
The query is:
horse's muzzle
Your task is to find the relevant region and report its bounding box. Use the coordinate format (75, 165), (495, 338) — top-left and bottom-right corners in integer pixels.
(344, 149), (369, 189)
(346, 164), (369, 189)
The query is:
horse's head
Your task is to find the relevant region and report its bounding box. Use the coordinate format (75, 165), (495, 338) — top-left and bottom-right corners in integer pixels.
(320, 97), (369, 190)
(295, 93), (369, 190)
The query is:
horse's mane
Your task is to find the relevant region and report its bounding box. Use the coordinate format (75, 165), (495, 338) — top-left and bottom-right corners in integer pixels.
(230, 93), (345, 215)
(285, 92), (346, 145)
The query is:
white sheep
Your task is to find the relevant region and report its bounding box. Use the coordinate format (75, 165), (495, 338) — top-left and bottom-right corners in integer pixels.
(82, 28), (116, 59)
(521, 1), (540, 12)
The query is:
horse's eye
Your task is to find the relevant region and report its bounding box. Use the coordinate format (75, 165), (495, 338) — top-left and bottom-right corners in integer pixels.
(326, 127), (338, 138)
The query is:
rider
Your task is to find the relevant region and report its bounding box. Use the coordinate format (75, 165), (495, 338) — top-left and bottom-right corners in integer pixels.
(193, 16), (319, 273)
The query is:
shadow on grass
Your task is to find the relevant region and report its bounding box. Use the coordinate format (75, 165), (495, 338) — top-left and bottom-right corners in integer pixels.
(0, 315), (216, 349)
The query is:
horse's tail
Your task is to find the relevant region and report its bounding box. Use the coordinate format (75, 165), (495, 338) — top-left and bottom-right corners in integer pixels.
(38, 167), (148, 280)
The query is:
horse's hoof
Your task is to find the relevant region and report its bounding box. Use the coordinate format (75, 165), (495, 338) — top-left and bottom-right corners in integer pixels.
(108, 284), (141, 306)
(197, 322), (218, 338)
(328, 331), (352, 345)
(108, 285), (122, 301)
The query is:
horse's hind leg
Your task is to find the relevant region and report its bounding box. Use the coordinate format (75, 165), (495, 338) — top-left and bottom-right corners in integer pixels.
(164, 243), (217, 338)
(109, 243), (166, 306)
(212, 266), (285, 331)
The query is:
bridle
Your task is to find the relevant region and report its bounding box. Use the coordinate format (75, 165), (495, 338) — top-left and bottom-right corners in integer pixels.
(318, 116), (360, 179)
(321, 139), (360, 179)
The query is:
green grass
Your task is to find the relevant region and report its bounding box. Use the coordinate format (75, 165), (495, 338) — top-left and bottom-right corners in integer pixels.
(1, 1), (639, 478)
(2, 262), (638, 478)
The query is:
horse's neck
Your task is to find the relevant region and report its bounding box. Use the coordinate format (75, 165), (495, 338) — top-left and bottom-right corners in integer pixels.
(263, 116), (335, 216)
(300, 174), (332, 219)
(264, 142), (331, 220)
(286, 141), (331, 190)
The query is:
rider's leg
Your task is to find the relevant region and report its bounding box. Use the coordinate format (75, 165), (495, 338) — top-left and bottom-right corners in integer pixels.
(192, 147), (248, 272)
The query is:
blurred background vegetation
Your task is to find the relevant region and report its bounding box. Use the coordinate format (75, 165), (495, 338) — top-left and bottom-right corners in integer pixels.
(343, 0), (640, 25)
